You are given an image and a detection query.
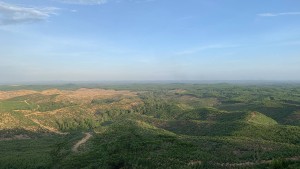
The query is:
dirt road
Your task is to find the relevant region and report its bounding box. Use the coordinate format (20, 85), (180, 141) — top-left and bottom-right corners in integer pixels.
(24, 100), (29, 105)
(72, 133), (92, 152)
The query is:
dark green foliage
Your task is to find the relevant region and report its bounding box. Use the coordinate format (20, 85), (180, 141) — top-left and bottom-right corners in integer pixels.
(56, 118), (98, 131)
(91, 97), (122, 104)
(0, 135), (61, 169)
(38, 102), (71, 112)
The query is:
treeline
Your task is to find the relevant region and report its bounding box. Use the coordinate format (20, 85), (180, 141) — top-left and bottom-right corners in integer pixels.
(91, 97), (122, 104)
(55, 118), (96, 131)
(38, 102), (75, 112)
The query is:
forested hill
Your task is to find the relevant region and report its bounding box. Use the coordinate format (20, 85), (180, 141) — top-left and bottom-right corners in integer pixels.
(0, 83), (300, 169)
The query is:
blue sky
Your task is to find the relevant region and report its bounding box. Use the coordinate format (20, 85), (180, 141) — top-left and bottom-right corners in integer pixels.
(0, 0), (300, 82)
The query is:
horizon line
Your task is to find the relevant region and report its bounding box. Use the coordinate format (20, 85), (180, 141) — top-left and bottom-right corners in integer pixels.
(1, 80), (300, 86)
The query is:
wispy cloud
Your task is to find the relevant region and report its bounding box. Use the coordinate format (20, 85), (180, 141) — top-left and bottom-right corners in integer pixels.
(55, 0), (108, 5)
(258, 12), (300, 17)
(0, 1), (58, 25)
(55, 0), (155, 5)
(175, 44), (239, 56)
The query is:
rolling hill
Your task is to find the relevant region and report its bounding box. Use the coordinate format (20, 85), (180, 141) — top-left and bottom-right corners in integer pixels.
(0, 84), (299, 169)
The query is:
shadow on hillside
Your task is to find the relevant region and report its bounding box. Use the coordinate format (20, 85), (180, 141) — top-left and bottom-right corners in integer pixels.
(218, 103), (299, 125)
(0, 128), (58, 140)
(156, 120), (244, 136)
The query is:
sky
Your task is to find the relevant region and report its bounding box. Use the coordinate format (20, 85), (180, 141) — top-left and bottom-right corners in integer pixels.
(0, 0), (300, 83)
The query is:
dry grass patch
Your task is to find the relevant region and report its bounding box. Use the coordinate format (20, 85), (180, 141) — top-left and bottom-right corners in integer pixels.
(0, 90), (37, 100)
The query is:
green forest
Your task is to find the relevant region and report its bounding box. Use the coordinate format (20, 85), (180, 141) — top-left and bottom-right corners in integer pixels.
(0, 83), (299, 169)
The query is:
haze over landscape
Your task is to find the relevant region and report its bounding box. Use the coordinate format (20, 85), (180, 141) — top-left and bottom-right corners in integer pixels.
(1, 0), (300, 82)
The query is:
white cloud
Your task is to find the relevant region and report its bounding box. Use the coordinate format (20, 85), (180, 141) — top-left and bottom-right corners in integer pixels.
(56, 0), (108, 5)
(258, 12), (300, 17)
(0, 1), (58, 25)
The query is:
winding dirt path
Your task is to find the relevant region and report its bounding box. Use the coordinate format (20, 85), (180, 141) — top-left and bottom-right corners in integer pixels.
(24, 100), (29, 105)
(72, 133), (92, 152)
(34, 104), (40, 111)
(24, 112), (41, 117)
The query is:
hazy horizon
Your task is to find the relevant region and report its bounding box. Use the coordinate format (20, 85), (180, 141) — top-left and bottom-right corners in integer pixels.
(1, 0), (300, 82)
(1, 80), (300, 86)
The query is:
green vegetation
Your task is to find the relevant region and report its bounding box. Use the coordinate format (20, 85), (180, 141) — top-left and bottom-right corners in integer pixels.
(0, 100), (34, 112)
(0, 83), (300, 168)
(246, 112), (278, 125)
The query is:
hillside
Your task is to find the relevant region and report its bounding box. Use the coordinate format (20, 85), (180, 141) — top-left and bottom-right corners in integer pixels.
(0, 84), (300, 169)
